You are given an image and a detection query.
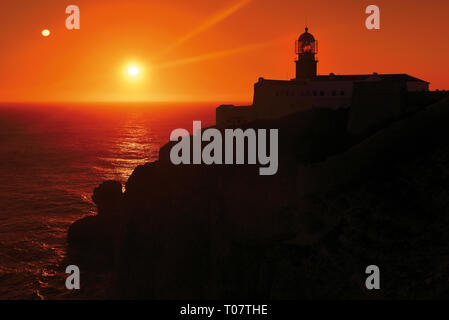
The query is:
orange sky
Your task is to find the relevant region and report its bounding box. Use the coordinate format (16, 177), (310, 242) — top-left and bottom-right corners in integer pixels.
(0, 0), (448, 103)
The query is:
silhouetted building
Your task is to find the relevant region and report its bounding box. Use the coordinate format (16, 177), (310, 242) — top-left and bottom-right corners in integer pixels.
(295, 27), (318, 80)
(217, 27), (434, 133)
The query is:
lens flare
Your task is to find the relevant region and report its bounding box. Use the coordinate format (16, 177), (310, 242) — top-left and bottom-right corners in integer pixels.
(153, 35), (293, 70)
(155, 0), (254, 59)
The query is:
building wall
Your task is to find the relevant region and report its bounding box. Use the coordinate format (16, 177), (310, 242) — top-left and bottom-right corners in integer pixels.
(347, 81), (405, 135)
(253, 78), (353, 120)
(407, 81), (429, 92)
(216, 77), (430, 130)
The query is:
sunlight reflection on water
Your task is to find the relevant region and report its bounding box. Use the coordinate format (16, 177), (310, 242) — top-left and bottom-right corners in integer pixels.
(0, 102), (216, 299)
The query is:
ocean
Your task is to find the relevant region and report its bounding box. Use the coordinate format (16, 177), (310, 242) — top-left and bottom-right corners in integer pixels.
(0, 102), (217, 299)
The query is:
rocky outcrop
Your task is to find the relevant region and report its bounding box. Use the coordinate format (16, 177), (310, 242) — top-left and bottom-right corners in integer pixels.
(67, 180), (124, 269)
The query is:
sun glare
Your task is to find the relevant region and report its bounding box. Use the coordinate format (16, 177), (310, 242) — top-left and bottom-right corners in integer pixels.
(124, 63), (146, 82)
(128, 66), (139, 77)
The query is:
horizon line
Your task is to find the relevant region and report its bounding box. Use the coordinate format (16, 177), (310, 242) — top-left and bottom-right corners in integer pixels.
(0, 100), (253, 105)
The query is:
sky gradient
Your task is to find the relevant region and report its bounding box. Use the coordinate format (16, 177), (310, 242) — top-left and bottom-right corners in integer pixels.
(0, 0), (448, 102)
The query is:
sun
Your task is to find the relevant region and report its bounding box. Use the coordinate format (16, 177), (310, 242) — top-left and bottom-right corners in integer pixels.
(41, 29), (51, 37)
(127, 66), (139, 77)
(123, 62), (147, 83)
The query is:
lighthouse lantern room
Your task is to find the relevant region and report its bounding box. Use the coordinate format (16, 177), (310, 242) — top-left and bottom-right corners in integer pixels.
(295, 27), (318, 79)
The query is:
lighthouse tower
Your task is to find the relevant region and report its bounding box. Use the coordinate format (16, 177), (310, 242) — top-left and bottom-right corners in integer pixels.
(295, 27), (318, 79)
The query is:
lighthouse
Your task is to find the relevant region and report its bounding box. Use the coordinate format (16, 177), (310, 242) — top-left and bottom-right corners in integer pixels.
(295, 27), (318, 79)
(216, 24), (430, 129)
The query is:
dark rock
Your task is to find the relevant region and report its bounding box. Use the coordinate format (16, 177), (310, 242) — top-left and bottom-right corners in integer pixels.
(92, 180), (123, 216)
(67, 180), (124, 270)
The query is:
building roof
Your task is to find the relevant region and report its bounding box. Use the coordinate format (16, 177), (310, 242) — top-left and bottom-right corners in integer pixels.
(315, 74), (429, 83)
(256, 74), (429, 85)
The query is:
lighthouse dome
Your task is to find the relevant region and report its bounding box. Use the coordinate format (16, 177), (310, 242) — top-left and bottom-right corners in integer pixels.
(298, 27), (315, 43)
(296, 27), (317, 54)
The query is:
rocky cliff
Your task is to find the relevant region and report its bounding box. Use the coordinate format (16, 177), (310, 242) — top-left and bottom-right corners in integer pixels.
(68, 97), (449, 299)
